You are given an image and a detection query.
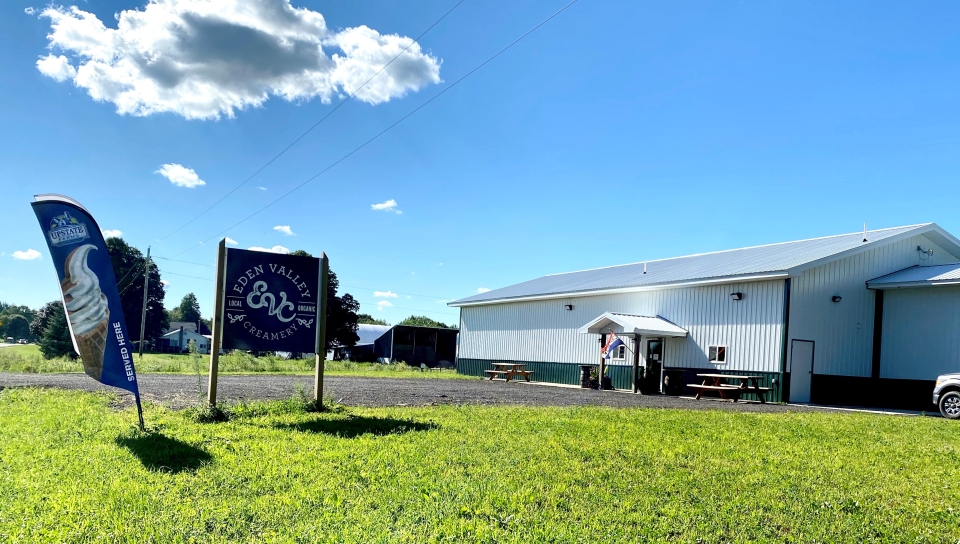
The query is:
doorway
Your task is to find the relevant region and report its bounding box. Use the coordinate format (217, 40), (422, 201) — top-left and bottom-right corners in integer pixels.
(645, 338), (664, 393)
(790, 340), (815, 403)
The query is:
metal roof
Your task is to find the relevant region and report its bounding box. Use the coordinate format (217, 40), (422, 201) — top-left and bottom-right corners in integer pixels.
(867, 263), (960, 289)
(356, 324), (392, 346)
(451, 223), (960, 306)
(578, 313), (688, 337)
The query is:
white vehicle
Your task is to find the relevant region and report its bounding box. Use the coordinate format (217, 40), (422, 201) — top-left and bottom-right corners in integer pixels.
(933, 373), (960, 420)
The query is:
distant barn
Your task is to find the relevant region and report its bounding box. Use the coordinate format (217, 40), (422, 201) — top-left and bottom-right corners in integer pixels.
(332, 324), (458, 368)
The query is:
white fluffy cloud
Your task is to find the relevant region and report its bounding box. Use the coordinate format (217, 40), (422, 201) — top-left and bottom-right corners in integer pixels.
(476, 287), (491, 294)
(374, 290), (398, 298)
(157, 163), (205, 188)
(36, 54), (76, 81)
(36, 0), (442, 120)
(224, 237), (238, 246)
(101, 229), (122, 238)
(273, 225), (295, 236)
(376, 300), (393, 310)
(248, 245), (290, 254)
(12, 249), (42, 261)
(160, 279), (170, 286)
(25, 7), (36, 15)
(371, 199), (401, 214)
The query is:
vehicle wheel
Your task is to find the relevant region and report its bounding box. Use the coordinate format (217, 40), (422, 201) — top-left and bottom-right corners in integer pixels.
(939, 391), (960, 420)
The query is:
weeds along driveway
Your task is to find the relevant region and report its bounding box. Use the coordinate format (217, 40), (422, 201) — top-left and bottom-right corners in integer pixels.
(0, 372), (834, 413)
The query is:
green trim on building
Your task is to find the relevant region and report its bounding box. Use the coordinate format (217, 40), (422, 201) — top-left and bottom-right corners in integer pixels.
(458, 358), (786, 402)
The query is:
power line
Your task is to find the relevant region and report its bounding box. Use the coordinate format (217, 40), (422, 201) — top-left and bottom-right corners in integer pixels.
(153, 256), (215, 268)
(147, 273), (459, 315)
(368, 304), (459, 317)
(169, 0), (580, 258)
(162, 271), (215, 282)
(154, 255), (464, 301)
(341, 285), (453, 301)
(118, 261), (146, 297)
(155, 0), (467, 244)
(115, 261), (144, 290)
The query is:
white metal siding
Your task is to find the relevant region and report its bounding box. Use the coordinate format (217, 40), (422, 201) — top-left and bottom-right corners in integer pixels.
(788, 234), (959, 377)
(880, 285), (960, 380)
(459, 280), (785, 372)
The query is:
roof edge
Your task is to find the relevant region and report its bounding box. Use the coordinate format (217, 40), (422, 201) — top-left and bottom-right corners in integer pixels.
(787, 223), (958, 276)
(543, 224), (932, 278)
(449, 272), (788, 307)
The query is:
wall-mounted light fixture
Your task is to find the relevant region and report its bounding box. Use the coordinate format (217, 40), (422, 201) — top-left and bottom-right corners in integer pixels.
(730, 292), (743, 301)
(564, 304), (574, 311)
(832, 295), (842, 303)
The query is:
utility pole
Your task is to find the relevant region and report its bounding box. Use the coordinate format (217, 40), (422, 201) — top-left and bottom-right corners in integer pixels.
(138, 246), (151, 359)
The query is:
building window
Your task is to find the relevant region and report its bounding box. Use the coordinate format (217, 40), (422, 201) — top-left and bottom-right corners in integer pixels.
(708, 345), (727, 364)
(613, 345), (626, 360)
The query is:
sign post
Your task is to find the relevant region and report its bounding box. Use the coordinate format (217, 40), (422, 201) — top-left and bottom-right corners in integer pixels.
(314, 252), (329, 408)
(207, 239), (227, 406)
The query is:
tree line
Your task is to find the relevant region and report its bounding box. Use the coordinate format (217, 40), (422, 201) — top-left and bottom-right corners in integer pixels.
(13, 241), (455, 359)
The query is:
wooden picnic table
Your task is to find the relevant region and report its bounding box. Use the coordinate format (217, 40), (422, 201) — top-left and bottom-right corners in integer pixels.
(485, 363), (535, 383)
(688, 373), (771, 403)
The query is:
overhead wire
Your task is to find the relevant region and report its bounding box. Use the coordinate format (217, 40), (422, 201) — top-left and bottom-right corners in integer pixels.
(152, 255), (459, 301)
(153, 256), (214, 268)
(155, 0), (468, 243)
(168, 0), (581, 258)
(162, 271), (217, 282)
(118, 261), (146, 297)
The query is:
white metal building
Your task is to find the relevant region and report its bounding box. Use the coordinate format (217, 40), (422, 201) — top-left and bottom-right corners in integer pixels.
(449, 224), (960, 408)
(159, 328), (212, 354)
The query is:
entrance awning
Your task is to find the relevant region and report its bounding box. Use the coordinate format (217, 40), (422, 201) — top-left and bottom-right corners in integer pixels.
(577, 312), (688, 337)
(867, 263), (960, 289)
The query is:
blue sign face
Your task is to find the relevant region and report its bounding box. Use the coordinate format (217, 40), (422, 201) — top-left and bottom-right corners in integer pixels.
(221, 248), (321, 352)
(31, 196), (140, 396)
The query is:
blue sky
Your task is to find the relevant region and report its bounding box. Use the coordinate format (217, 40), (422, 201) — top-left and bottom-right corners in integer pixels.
(2, 0), (959, 324)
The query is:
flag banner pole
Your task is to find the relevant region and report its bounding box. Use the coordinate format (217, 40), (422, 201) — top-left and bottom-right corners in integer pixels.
(30, 194), (144, 428)
(608, 331), (637, 356)
(135, 395), (145, 431)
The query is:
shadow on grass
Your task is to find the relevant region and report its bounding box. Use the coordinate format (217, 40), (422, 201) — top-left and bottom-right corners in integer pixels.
(274, 415), (437, 438)
(115, 432), (212, 473)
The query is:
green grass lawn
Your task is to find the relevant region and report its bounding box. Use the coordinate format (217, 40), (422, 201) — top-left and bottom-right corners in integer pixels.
(0, 344), (471, 379)
(1, 388), (959, 542)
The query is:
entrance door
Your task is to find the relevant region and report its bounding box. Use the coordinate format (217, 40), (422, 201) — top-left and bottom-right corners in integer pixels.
(646, 338), (664, 393)
(790, 340), (815, 403)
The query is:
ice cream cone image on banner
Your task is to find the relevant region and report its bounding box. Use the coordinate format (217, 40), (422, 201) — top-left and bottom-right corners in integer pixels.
(60, 244), (110, 380)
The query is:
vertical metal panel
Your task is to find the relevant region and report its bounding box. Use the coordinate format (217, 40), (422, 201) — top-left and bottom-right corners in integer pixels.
(459, 279), (785, 373)
(788, 234), (959, 377)
(880, 285), (960, 379)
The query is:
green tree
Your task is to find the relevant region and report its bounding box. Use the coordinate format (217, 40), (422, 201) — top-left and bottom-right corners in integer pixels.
(30, 301), (60, 339)
(37, 302), (76, 359)
(0, 302), (38, 341)
(3, 315), (30, 341)
(106, 238), (169, 347)
(399, 315), (456, 329)
(174, 293), (202, 324)
(357, 313), (389, 326)
(290, 250), (359, 350)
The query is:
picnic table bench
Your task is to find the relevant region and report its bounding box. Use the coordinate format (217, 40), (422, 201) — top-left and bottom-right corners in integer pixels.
(688, 373), (771, 403)
(485, 363), (535, 383)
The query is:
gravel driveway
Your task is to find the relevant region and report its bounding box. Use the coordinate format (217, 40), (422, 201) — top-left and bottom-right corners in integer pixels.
(0, 372), (826, 413)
